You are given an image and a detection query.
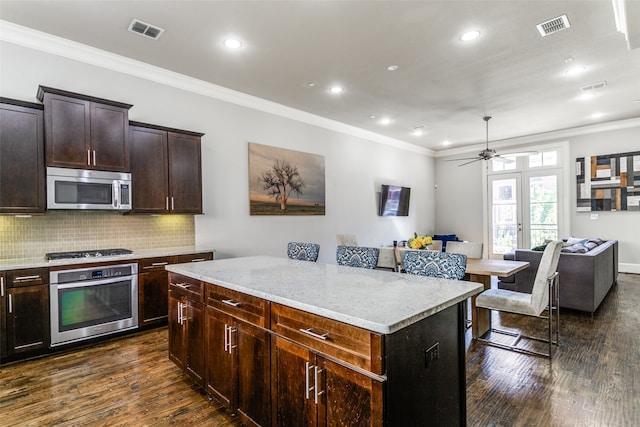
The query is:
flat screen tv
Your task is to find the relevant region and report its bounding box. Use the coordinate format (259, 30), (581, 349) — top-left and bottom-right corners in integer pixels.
(379, 184), (411, 216)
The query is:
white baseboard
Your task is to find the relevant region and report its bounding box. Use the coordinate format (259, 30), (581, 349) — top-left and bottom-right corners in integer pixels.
(619, 263), (640, 274)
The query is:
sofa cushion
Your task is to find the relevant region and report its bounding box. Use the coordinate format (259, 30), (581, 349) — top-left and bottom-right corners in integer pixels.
(562, 244), (588, 253)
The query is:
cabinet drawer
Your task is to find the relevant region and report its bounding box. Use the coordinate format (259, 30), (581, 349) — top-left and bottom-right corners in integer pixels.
(176, 252), (213, 264)
(205, 283), (269, 328)
(139, 256), (177, 272)
(168, 272), (203, 302)
(271, 303), (383, 374)
(6, 267), (49, 287)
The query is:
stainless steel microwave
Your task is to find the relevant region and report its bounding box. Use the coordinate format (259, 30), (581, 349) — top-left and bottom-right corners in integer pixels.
(46, 167), (132, 211)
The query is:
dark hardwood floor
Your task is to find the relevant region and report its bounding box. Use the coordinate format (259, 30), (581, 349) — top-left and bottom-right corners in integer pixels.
(1, 273), (638, 426)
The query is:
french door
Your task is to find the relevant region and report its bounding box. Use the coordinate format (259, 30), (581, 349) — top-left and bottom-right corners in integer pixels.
(488, 170), (561, 258)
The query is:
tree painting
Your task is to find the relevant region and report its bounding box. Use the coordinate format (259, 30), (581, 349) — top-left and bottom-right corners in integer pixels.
(249, 143), (325, 215)
(260, 160), (305, 210)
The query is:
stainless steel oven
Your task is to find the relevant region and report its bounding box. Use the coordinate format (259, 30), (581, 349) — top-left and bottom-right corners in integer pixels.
(49, 262), (138, 346)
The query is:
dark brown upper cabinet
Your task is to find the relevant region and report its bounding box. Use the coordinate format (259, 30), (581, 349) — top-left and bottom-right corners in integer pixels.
(0, 98), (46, 214)
(129, 121), (203, 214)
(37, 86), (132, 172)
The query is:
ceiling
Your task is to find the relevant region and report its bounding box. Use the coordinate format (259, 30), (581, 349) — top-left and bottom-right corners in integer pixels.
(1, 1), (640, 152)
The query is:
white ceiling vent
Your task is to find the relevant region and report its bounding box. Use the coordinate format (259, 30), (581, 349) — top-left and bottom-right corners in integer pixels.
(128, 19), (164, 40)
(582, 81), (608, 92)
(536, 15), (571, 37)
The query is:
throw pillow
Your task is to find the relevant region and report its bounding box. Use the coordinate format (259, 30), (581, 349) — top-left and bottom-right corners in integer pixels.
(566, 237), (588, 245)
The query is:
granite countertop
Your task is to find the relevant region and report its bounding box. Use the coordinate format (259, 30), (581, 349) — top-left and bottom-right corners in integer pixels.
(0, 246), (215, 271)
(166, 255), (483, 334)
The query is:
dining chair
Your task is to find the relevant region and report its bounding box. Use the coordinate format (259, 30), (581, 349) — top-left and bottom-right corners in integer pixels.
(446, 241), (483, 259)
(427, 239), (443, 252)
(287, 242), (320, 262)
(336, 245), (379, 269)
(474, 240), (562, 361)
(336, 233), (358, 246)
(403, 250), (467, 280)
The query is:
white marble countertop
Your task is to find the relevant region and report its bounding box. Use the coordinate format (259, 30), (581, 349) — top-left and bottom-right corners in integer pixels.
(0, 246), (215, 271)
(166, 255), (483, 334)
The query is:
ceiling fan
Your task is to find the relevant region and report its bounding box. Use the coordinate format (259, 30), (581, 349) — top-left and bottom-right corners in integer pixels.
(447, 116), (538, 166)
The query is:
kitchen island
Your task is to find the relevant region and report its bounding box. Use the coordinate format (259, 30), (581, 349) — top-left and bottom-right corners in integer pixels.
(166, 255), (483, 427)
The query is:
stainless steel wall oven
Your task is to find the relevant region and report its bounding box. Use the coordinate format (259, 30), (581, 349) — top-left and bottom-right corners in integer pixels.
(49, 262), (138, 346)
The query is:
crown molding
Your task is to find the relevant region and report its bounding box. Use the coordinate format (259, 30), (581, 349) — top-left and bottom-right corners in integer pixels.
(0, 20), (432, 156)
(435, 116), (640, 158)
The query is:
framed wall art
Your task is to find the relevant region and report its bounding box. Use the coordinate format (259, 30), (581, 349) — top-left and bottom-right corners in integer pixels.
(576, 150), (640, 211)
(248, 142), (326, 215)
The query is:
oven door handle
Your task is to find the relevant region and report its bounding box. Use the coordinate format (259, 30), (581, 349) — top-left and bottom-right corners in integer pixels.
(52, 276), (136, 289)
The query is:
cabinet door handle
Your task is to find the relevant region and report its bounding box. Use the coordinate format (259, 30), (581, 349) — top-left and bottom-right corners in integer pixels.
(171, 197), (175, 211)
(299, 328), (328, 340)
(222, 299), (241, 307)
(144, 262), (169, 269)
(172, 282), (190, 289)
(304, 362), (315, 400)
(190, 258), (206, 262)
(87, 150), (91, 166)
(314, 365), (325, 404)
(224, 324), (237, 354)
(14, 275), (41, 282)
(8, 294), (12, 313)
(92, 150), (96, 166)
(181, 302), (188, 323)
(1, 276), (4, 297)
(166, 197), (169, 210)
(177, 302), (183, 324)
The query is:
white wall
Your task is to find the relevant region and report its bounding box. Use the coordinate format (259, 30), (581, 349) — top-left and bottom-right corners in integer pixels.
(435, 124), (640, 273)
(0, 41), (435, 264)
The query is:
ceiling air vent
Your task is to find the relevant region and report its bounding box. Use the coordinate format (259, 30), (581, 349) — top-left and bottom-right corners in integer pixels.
(128, 19), (164, 40)
(536, 15), (571, 37)
(582, 81), (608, 92)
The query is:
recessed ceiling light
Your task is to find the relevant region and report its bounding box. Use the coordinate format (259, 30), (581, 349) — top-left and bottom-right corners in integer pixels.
(460, 30), (480, 41)
(223, 39), (243, 49)
(579, 92), (596, 101)
(591, 112), (604, 119)
(387, 65), (399, 71)
(565, 65), (586, 76)
(369, 115), (377, 119)
(306, 82), (317, 87)
(442, 140), (451, 146)
(379, 117), (391, 125)
(329, 86), (344, 94)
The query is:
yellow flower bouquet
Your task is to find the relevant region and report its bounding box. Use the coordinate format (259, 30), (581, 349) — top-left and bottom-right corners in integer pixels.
(408, 233), (433, 249)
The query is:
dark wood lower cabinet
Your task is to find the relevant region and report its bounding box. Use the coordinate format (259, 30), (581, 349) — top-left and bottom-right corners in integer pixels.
(272, 336), (383, 427)
(6, 285), (49, 356)
(205, 306), (271, 427)
(138, 256), (177, 328)
(168, 289), (204, 385)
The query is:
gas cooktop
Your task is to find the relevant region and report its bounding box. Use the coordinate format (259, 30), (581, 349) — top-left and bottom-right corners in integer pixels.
(45, 248), (133, 261)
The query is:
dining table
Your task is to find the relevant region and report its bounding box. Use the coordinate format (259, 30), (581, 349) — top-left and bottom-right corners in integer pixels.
(465, 258), (530, 338)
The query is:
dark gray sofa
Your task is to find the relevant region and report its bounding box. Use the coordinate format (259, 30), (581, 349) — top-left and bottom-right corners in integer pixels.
(498, 239), (618, 314)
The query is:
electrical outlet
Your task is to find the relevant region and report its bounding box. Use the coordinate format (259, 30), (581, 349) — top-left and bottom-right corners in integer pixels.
(425, 342), (439, 368)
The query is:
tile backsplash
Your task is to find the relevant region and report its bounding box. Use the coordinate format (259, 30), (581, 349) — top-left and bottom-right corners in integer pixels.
(0, 211), (195, 260)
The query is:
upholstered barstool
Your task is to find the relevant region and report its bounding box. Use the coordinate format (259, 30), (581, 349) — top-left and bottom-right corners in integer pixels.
(403, 250), (467, 279)
(475, 240), (562, 360)
(336, 245), (379, 269)
(287, 242), (320, 262)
